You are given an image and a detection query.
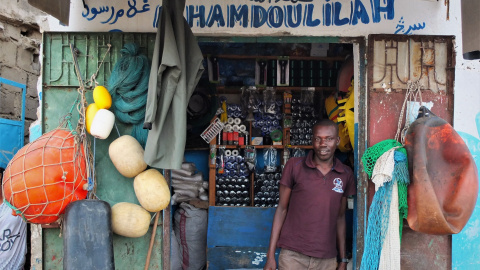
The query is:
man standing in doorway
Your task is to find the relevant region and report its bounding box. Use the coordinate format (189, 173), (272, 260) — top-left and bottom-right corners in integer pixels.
(264, 119), (356, 270)
(0, 167), (28, 270)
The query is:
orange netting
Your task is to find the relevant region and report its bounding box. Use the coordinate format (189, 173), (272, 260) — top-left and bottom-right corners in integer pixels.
(2, 129), (88, 224)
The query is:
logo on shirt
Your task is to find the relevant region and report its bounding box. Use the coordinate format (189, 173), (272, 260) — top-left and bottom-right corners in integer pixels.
(332, 178), (344, 193)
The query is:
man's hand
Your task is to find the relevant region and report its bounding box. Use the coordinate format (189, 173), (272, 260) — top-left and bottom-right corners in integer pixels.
(263, 257), (277, 270)
(336, 262), (347, 270)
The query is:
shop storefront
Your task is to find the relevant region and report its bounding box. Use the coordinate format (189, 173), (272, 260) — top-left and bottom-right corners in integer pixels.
(18, 1), (480, 269)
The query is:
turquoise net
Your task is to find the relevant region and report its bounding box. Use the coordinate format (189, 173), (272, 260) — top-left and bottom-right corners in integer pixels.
(360, 144), (410, 270)
(108, 43), (150, 147)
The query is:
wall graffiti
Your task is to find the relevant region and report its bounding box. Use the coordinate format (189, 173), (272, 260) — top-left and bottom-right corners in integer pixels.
(82, 0), (151, 25)
(394, 16), (425, 35)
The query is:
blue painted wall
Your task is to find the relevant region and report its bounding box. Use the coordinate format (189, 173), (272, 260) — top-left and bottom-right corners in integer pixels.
(0, 77), (26, 169)
(453, 112), (480, 270)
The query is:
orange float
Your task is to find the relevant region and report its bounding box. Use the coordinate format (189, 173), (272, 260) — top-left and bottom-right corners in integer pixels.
(2, 129), (88, 224)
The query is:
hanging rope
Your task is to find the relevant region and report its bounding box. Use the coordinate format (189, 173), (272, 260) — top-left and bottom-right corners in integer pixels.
(394, 81), (423, 145)
(86, 44), (112, 88)
(108, 43), (150, 147)
(361, 80), (419, 270)
(70, 44), (96, 199)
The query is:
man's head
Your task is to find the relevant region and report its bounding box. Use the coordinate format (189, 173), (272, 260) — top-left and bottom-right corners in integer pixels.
(312, 119), (340, 163)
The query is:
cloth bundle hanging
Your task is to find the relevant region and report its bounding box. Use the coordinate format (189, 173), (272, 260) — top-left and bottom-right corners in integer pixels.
(143, 0), (204, 169)
(108, 43), (150, 147)
(405, 106), (479, 234)
(360, 143), (409, 270)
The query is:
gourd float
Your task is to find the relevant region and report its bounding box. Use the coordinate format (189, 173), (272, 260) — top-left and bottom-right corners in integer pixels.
(109, 135), (147, 178)
(111, 202), (150, 238)
(134, 169), (171, 212)
(2, 129), (88, 224)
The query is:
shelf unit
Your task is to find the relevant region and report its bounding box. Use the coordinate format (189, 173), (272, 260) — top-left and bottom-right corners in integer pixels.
(207, 119), (313, 207)
(205, 54), (345, 61)
(215, 85), (336, 93)
(206, 54), (342, 207)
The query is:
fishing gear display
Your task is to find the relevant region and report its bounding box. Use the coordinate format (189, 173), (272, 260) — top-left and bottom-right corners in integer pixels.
(215, 147), (252, 206)
(289, 90), (319, 145)
(254, 171), (281, 208)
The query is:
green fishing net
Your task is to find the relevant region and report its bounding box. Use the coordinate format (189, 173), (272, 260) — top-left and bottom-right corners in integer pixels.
(361, 139), (406, 178)
(362, 139), (410, 243)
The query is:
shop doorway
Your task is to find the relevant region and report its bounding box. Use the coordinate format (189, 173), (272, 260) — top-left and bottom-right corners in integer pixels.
(173, 37), (367, 270)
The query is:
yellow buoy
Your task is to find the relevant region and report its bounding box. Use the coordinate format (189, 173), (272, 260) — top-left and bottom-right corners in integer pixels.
(85, 103), (99, 134)
(93, 85), (112, 109)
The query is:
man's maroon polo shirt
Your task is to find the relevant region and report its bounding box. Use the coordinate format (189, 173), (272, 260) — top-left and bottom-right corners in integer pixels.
(277, 151), (356, 259)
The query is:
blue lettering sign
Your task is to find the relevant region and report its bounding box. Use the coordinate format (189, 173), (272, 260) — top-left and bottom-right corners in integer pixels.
(207, 5), (226, 27)
(334, 2), (349, 26)
(352, 0), (370, 25)
(187, 5), (206, 28)
(371, 0), (394, 23)
(252, 6), (268, 28)
(286, 5), (302, 28)
(79, 0), (398, 31)
(229, 5), (248, 28)
(324, 1), (332, 26)
(268, 6), (284, 28)
(305, 4), (321, 27)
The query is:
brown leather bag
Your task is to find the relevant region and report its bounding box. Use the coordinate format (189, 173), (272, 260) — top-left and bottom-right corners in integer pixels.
(405, 107), (478, 234)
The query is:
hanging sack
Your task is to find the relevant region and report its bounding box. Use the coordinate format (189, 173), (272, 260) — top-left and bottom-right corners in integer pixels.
(405, 106), (478, 234)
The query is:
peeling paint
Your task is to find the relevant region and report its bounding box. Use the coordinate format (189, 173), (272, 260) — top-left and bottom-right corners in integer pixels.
(252, 252), (267, 266)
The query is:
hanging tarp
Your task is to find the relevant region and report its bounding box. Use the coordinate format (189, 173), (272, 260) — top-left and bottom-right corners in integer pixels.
(144, 0), (204, 169)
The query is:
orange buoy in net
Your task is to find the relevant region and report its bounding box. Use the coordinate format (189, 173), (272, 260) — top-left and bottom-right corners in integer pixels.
(2, 129), (88, 224)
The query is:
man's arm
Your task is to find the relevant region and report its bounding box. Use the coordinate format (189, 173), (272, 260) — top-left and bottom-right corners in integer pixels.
(336, 196), (348, 270)
(263, 184), (291, 270)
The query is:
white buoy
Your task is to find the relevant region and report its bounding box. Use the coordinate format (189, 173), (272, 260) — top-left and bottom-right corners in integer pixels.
(90, 109), (115, 139)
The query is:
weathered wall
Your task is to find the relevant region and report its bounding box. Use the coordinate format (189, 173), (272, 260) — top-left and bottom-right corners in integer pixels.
(0, 0), (44, 143)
